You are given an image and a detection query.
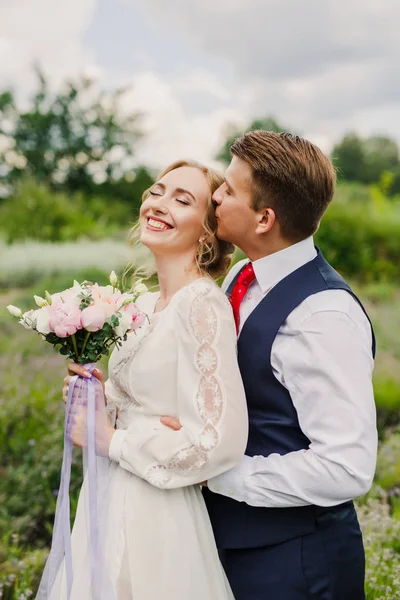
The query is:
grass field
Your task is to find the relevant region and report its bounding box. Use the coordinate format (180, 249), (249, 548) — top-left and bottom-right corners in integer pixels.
(1, 264), (399, 599)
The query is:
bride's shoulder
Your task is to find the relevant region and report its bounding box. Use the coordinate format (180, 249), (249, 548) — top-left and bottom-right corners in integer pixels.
(175, 278), (231, 315)
(172, 278), (235, 339)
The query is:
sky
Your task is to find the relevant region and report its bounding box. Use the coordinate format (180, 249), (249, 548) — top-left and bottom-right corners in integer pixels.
(1, 0), (399, 169)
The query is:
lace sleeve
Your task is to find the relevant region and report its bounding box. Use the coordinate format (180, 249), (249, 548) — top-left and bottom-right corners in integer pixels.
(160, 281), (227, 471)
(108, 280), (248, 489)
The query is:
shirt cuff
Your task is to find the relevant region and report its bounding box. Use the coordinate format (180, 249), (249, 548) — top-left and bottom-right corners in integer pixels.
(208, 456), (253, 503)
(108, 429), (127, 463)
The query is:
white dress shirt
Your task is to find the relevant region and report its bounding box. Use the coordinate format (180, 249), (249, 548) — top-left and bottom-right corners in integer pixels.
(208, 236), (378, 508)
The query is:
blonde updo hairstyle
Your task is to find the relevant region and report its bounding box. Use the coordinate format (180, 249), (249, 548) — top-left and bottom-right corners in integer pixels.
(131, 160), (234, 280)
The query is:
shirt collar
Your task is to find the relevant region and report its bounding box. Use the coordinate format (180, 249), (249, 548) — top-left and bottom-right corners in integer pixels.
(252, 236), (317, 294)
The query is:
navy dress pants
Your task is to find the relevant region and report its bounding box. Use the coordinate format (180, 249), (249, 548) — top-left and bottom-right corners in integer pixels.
(219, 504), (365, 600)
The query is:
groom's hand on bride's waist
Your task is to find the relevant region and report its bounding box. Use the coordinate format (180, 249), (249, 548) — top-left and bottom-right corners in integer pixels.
(160, 415), (208, 487)
(160, 416), (182, 430)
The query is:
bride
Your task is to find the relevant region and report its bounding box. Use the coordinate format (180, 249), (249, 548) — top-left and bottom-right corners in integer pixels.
(41, 160), (248, 599)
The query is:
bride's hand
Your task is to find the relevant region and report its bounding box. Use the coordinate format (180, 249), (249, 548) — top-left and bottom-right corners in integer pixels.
(70, 406), (115, 456)
(62, 363), (106, 405)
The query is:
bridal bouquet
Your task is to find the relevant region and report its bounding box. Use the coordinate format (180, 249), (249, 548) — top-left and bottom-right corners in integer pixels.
(7, 271), (148, 600)
(7, 270), (147, 363)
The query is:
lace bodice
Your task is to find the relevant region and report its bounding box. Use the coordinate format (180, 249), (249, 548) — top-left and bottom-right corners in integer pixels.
(105, 278), (249, 489)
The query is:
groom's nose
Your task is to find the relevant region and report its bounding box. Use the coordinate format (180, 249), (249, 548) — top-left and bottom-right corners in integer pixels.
(212, 185), (223, 205)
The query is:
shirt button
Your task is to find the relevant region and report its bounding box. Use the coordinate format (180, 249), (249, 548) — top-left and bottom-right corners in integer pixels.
(215, 485), (221, 492)
(227, 488), (235, 496)
(247, 293), (253, 300)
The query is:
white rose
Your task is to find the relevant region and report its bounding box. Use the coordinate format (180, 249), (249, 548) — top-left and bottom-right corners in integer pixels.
(19, 310), (36, 329)
(7, 305), (22, 317)
(52, 286), (81, 306)
(113, 311), (132, 338)
(36, 307), (51, 335)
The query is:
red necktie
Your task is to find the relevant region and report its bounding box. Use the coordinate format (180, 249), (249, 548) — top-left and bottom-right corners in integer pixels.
(229, 263), (256, 334)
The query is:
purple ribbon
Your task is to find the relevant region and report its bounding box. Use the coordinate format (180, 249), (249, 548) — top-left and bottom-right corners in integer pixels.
(36, 363), (114, 600)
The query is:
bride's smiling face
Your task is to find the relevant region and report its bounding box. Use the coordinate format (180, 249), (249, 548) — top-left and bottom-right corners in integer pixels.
(139, 166), (210, 257)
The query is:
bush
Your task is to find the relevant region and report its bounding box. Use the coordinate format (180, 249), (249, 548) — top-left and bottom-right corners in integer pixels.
(333, 181), (376, 205)
(315, 191), (400, 283)
(374, 431), (400, 493)
(0, 541), (48, 600)
(0, 179), (106, 243)
(357, 492), (400, 598)
(374, 379), (400, 436)
(0, 179), (136, 244)
(0, 316), (84, 549)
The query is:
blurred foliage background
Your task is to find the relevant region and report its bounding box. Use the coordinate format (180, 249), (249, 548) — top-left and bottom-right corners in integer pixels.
(1, 73), (400, 599)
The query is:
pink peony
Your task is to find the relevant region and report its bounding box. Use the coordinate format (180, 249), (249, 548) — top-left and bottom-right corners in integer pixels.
(95, 299), (118, 319)
(90, 284), (121, 318)
(122, 303), (145, 331)
(81, 305), (106, 332)
(49, 301), (82, 338)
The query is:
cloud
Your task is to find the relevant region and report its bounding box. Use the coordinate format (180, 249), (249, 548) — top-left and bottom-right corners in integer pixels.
(133, 0), (400, 151)
(0, 0), (98, 98)
(137, 0), (399, 81)
(2, 0), (399, 168)
(117, 71), (242, 168)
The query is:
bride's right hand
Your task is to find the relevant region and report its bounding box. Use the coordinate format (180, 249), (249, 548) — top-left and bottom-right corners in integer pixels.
(62, 363), (106, 405)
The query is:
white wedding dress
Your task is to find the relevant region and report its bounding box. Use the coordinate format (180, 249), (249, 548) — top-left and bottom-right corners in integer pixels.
(52, 278), (248, 599)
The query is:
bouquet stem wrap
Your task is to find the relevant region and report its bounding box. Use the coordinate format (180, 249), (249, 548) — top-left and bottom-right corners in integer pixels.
(36, 363), (115, 600)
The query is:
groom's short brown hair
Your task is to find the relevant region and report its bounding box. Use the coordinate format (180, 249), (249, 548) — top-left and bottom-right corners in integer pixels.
(230, 130), (336, 241)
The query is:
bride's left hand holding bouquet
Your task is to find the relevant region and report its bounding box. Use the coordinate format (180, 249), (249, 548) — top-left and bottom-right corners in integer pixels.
(7, 271), (148, 600)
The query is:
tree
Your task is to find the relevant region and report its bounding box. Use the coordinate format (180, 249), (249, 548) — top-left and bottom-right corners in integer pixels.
(216, 116), (288, 165)
(0, 69), (153, 203)
(331, 132), (400, 189)
(331, 133), (367, 182)
(363, 136), (399, 183)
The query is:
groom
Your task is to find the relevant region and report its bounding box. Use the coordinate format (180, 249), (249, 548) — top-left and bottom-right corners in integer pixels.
(163, 130), (377, 599)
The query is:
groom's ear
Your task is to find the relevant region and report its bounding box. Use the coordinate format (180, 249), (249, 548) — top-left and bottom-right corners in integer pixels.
(255, 207), (276, 235)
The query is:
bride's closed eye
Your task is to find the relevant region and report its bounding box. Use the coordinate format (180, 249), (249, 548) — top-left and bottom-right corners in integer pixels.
(149, 190), (162, 197)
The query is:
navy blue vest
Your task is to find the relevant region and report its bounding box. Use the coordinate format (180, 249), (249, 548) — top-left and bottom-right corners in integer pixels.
(203, 249), (375, 549)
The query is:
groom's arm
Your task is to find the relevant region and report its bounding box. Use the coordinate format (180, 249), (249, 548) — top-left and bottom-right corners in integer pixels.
(208, 292), (378, 508)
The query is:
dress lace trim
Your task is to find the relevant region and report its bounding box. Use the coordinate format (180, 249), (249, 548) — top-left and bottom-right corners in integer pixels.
(146, 281), (225, 487)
